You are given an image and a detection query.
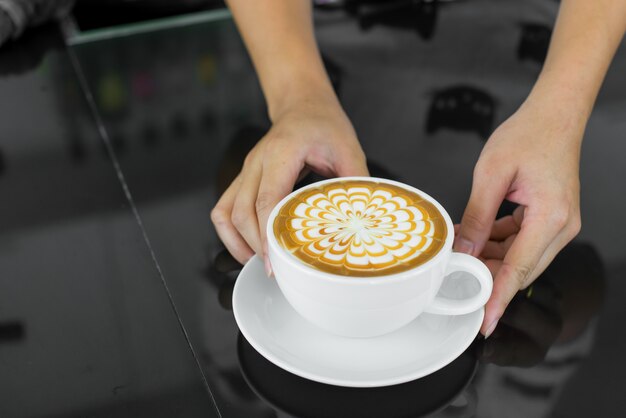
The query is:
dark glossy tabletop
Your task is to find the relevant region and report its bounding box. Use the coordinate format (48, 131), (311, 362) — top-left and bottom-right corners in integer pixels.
(1, 1), (626, 417)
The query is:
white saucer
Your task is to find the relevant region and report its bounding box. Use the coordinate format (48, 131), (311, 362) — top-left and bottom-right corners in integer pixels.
(233, 256), (483, 388)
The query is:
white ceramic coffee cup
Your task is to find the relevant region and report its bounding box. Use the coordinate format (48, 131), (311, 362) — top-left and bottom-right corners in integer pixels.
(266, 177), (492, 338)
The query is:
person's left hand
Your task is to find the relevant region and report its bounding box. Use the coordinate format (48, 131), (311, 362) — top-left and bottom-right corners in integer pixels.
(454, 97), (585, 337)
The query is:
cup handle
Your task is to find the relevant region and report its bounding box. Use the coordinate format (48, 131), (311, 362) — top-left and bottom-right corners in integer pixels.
(424, 253), (493, 315)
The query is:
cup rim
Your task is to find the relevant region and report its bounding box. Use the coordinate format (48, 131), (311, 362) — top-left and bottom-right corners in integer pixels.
(266, 176), (454, 284)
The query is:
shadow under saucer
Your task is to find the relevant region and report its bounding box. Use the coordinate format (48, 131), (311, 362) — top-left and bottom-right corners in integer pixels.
(238, 334), (479, 418)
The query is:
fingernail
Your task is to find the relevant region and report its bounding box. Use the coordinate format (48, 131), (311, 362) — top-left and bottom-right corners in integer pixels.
(454, 237), (475, 255)
(485, 319), (499, 339)
(264, 256), (273, 278)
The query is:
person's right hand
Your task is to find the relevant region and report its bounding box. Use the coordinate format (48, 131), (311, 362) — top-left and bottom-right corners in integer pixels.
(211, 97), (369, 276)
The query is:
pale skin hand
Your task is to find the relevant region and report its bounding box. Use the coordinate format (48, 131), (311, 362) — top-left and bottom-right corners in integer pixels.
(455, 0), (626, 337)
(217, 0), (626, 335)
(211, 97), (368, 274)
(454, 99), (583, 337)
(213, 1), (369, 274)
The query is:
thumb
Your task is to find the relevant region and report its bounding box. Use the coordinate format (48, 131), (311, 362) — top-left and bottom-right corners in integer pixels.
(456, 164), (512, 256)
(334, 146), (369, 177)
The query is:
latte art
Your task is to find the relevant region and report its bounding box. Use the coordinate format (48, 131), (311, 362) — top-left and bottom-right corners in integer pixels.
(273, 180), (447, 276)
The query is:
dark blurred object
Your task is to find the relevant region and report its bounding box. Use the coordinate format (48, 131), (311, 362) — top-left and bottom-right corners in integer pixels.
(479, 242), (605, 367)
(206, 248), (240, 311)
(239, 334), (479, 418)
(171, 112), (191, 140)
(216, 125), (268, 195)
(68, 135), (88, 164)
(0, 22), (64, 76)
(0, 9), (15, 41)
(426, 85), (496, 140)
(496, 199), (519, 219)
(73, 0), (225, 31)
(346, 0), (440, 40)
(0, 0), (74, 47)
(313, 0), (345, 10)
(0, 321), (25, 343)
(517, 22), (552, 65)
(480, 284), (563, 367)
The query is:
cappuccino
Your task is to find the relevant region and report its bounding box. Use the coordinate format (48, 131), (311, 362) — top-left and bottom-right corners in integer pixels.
(273, 179), (447, 277)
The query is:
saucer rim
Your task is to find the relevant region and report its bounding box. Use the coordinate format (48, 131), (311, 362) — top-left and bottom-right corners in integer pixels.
(233, 255), (484, 388)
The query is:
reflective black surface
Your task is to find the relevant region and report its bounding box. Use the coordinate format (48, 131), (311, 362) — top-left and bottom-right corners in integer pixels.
(2, 1), (626, 416)
(0, 25), (218, 418)
(238, 334), (479, 418)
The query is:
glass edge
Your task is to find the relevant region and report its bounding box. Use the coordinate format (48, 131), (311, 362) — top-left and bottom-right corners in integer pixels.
(64, 8), (232, 45)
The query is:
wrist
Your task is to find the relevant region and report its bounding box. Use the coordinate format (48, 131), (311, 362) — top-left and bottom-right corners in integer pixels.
(522, 75), (592, 144)
(267, 75), (340, 122)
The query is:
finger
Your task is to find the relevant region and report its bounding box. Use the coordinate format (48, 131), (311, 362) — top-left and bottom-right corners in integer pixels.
(333, 145), (369, 177)
(527, 203), (580, 282)
(257, 153), (306, 276)
(296, 167), (312, 183)
(231, 156), (264, 257)
(481, 210), (564, 337)
(211, 176), (255, 264)
(455, 163), (513, 257)
(480, 234), (516, 260)
(490, 215), (521, 241)
(525, 228), (576, 285)
(512, 204), (525, 226)
(480, 240), (508, 260)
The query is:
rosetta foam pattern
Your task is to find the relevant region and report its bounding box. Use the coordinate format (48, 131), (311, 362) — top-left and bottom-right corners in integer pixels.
(274, 180), (447, 277)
